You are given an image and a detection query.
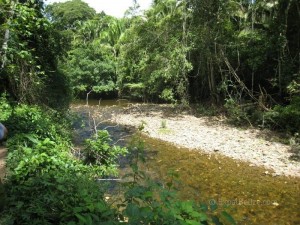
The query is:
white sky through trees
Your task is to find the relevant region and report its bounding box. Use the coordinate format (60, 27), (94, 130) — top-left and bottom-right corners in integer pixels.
(44, 0), (153, 18)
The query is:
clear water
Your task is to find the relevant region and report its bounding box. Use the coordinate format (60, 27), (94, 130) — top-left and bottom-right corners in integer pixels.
(73, 101), (300, 225)
(141, 135), (300, 225)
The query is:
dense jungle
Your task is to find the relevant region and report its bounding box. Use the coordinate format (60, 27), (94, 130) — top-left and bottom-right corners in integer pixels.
(0, 0), (299, 224)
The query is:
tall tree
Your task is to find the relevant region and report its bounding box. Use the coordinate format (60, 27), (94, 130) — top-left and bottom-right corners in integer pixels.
(118, 0), (192, 103)
(59, 15), (126, 97)
(45, 0), (96, 30)
(0, 0), (71, 109)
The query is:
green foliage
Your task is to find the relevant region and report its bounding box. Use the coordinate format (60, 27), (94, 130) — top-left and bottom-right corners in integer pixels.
(123, 186), (214, 225)
(117, 133), (236, 225)
(3, 171), (116, 225)
(195, 104), (218, 117)
(58, 15), (125, 97)
(121, 83), (145, 99)
(5, 104), (70, 142)
(224, 98), (252, 126)
(45, 0), (96, 30)
(287, 79), (300, 97)
(84, 130), (128, 176)
(60, 42), (117, 96)
(118, 2), (192, 102)
(0, 0), (71, 109)
(265, 97), (300, 133)
(160, 88), (177, 104)
(161, 119), (167, 129)
(1, 103), (119, 224)
(224, 97), (267, 127)
(0, 93), (12, 121)
(6, 137), (78, 181)
(43, 69), (73, 111)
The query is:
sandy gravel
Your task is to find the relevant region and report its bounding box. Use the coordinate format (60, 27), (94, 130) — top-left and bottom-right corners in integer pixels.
(98, 103), (300, 178)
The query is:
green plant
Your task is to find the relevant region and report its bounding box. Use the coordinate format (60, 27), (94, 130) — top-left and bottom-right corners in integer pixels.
(6, 137), (79, 182)
(0, 94), (12, 121)
(267, 97), (300, 133)
(117, 132), (236, 225)
(2, 105), (119, 224)
(195, 104), (218, 117)
(161, 119), (167, 129)
(5, 104), (71, 142)
(3, 171), (117, 225)
(84, 130), (128, 176)
(224, 98), (249, 126)
(224, 98), (264, 127)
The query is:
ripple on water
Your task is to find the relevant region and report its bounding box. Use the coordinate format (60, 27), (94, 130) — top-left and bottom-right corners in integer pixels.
(72, 103), (300, 225)
(140, 135), (300, 225)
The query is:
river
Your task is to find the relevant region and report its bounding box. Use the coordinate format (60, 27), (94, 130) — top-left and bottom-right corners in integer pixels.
(72, 99), (300, 225)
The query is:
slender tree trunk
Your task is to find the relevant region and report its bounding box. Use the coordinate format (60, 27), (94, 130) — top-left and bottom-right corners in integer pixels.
(1, 1), (16, 69)
(180, 0), (189, 104)
(208, 57), (218, 104)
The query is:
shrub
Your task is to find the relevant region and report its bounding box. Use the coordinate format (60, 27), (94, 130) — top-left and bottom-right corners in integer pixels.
(3, 172), (117, 225)
(224, 98), (253, 126)
(1, 102), (236, 225)
(5, 104), (70, 142)
(3, 130), (119, 224)
(84, 130), (127, 176)
(0, 93), (12, 121)
(268, 97), (300, 133)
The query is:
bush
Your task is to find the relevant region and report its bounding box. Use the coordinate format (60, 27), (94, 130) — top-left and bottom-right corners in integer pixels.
(84, 130), (128, 176)
(1, 104), (119, 224)
(6, 137), (80, 182)
(0, 93), (12, 121)
(195, 103), (218, 117)
(267, 97), (300, 133)
(3, 172), (116, 225)
(224, 98), (253, 126)
(1, 102), (236, 225)
(5, 104), (71, 142)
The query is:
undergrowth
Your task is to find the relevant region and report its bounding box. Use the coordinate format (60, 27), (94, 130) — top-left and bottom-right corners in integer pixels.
(0, 96), (236, 224)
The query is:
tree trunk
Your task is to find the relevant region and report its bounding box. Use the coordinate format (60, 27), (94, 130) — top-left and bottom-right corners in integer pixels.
(1, 1), (16, 69)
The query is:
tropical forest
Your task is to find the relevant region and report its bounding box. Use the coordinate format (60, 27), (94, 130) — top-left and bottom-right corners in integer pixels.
(0, 0), (299, 224)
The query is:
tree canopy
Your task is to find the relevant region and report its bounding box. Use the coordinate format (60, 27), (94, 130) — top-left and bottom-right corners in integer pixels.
(0, 0), (299, 224)
(45, 0), (96, 30)
(1, 0), (299, 127)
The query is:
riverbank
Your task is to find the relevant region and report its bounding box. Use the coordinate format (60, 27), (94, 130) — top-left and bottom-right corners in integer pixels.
(87, 103), (300, 178)
(71, 102), (300, 225)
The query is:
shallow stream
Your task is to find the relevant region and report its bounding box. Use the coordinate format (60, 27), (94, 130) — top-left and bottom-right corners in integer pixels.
(72, 100), (300, 225)
(142, 136), (300, 225)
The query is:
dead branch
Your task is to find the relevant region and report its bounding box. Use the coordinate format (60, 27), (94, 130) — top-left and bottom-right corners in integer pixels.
(86, 90), (93, 106)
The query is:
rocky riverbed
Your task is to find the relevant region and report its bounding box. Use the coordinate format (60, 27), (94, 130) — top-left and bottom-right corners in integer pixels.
(81, 103), (300, 178)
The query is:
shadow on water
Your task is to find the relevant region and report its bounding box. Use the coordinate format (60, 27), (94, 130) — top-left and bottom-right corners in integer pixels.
(71, 101), (300, 225)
